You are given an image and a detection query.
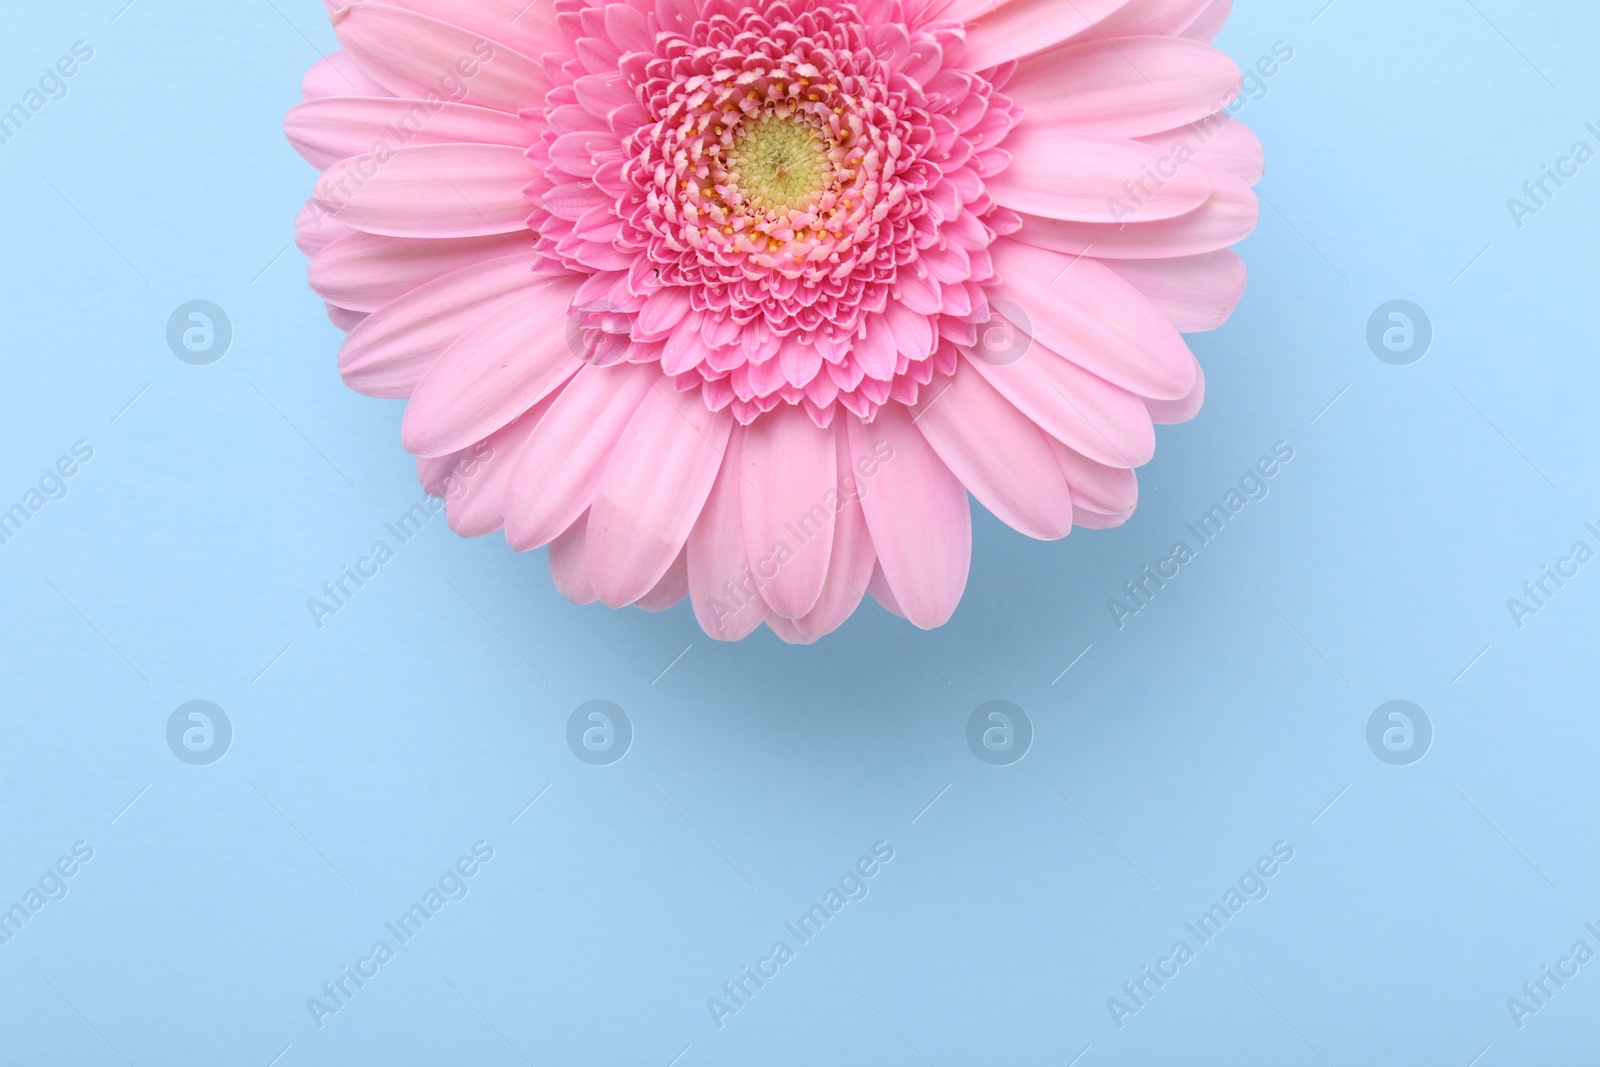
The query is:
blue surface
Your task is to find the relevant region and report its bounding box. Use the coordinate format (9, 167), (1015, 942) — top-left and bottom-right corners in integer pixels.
(2, 1), (1598, 1064)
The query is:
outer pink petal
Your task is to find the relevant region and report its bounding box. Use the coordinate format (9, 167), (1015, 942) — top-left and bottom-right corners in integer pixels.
(793, 421), (878, 640)
(287, 97), (531, 170)
(381, 0), (565, 60)
(963, 348), (1156, 469)
(549, 513), (597, 605)
(1138, 117), (1264, 185)
(401, 272), (584, 456)
(327, 305), (367, 331)
(765, 614), (817, 645)
(739, 405), (837, 619)
(1050, 438), (1138, 519)
(301, 51), (390, 101)
(635, 548), (689, 612)
(445, 402), (549, 538)
(338, 254), (544, 398)
(962, 0), (1136, 69)
(1103, 250), (1246, 333)
(850, 405), (970, 630)
(991, 128), (1211, 224)
(1092, 0), (1213, 37)
(1073, 505), (1134, 530)
(1007, 37), (1241, 140)
(1182, 0), (1232, 41)
(913, 361), (1074, 541)
(310, 231), (534, 313)
(314, 143), (533, 238)
(867, 563), (907, 620)
(416, 451), (462, 496)
(990, 238), (1195, 400)
(503, 361), (658, 550)
(296, 200), (355, 257)
(1013, 173), (1258, 259)
(587, 381), (733, 608)
(923, 0), (1010, 22)
(331, 3), (550, 114)
(1145, 353), (1206, 424)
(688, 428), (770, 641)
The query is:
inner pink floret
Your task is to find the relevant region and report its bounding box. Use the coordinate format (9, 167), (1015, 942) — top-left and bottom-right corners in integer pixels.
(523, 0), (1023, 426)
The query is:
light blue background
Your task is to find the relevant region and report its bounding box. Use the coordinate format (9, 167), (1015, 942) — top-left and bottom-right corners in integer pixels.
(2, 1), (1597, 1063)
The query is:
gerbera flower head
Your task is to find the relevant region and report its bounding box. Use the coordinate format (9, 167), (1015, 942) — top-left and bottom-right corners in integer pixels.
(287, 0), (1261, 643)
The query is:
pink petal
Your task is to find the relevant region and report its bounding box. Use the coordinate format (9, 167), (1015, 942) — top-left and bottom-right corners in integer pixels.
(314, 143), (533, 238)
(1091, 0), (1213, 36)
(296, 200), (354, 257)
(991, 128), (1211, 224)
(1103, 250), (1246, 333)
(549, 513), (598, 605)
(1050, 438), (1138, 518)
(885, 300), (937, 361)
(587, 381), (733, 607)
(855, 314), (899, 379)
(1138, 116), (1264, 185)
(635, 548), (689, 612)
(740, 404), (837, 619)
(867, 563), (907, 619)
(331, 3), (549, 114)
(688, 428), (770, 641)
(1006, 37), (1242, 139)
(339, 254), (545, 398)
(503, 361), (658, 550)
(604, 3), (655, 54)
(1182, 0), (1232, 40)
(849, 405), (971, 630)
(765, 614), (818, 645)
(989, 238), (1195, 399)
(381, 0), (564, 61)
(287, 97), (531, 170)
(923, 0), (1009, 22)
(401, 272), (584, 456)
(415, 451), (461, 497)
(326, 304), (367, 331)
(962, 0), (1135, 69)
(913, 361), (1074, 541)
(963, 347), (1156, 468)
(794, 421), (878, 640)
(1073, 505), (1134, 530)
(310, 231), (533, 313)
(445, 402), (549, 538)
(1013, 173), (1258, 259)
(1145, 353), (1206, 424)
(301, 51), (390, 100)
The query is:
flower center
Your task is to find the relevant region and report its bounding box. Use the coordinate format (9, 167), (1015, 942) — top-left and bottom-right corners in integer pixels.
(727, 114), (834, 215)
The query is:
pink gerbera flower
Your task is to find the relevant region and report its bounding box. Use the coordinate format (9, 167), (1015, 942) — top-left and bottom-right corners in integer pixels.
(287, 0), (1261, 643)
